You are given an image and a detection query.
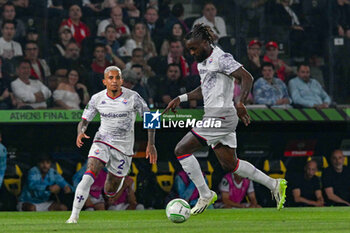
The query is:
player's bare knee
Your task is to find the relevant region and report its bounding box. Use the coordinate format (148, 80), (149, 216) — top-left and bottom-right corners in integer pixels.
(174, 143), (185, 157)
(87, 157), (104, 176)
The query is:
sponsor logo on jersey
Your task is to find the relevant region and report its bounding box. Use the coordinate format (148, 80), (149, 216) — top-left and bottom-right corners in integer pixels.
(143, 110), (161, 129)
(100, 112), (128, 118)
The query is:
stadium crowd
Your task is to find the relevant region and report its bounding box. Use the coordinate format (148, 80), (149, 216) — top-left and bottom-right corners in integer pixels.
(0, 0), (350, 212)
(0, 0), (348, 110)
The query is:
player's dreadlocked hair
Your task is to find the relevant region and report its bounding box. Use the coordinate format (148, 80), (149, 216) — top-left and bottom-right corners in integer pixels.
(185, 23), (215, 45)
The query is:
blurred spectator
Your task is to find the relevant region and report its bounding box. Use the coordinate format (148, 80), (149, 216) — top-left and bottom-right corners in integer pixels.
(288, 63), (331, 109)
(60, 4), (91, 46)
(160, 23), (184, 56)
(219, 173), (260, 208)
(0, 2), (26, 41)
(174, 170), (209, 207)
(51, 41), (88, 84)
(53, 69), (90, 109)
(118, 21), (157, 59)
(323, 150), (350, 206)
(0, 58), (16, 109)
(131, 64), (154, 106)
(266, 0), (306, 59)
(18, 154), (71, 211)
(24, 41), (51, 83)
(148, 38), (190, 77)
(241, 39), (263, 79)
(163, 3), (189, 37)
(193, 2), (227, 40)
(82, 0), (109, 19)
(0, 20), (23, 60)
(108, 176), (144, 210)
(234, 79), (254, 105)
(118, 0), (140, 18)
(333, 0), (350, 38)
(263, 41), (292, 82)
(51, 25), (75, 57)
(122, 68), (150, 104)
(97, 6), (130, 38)
(91, 43), (125, 74)
(99, 25), (121, 60)
(290, 160), (324, 207)
(235, 0), (267, 38)
(253, 62), (292, 108)
(158, 63), (187, 107)
(11, 59), (51, 109)
(125, 48), (155, 78)
(144, 6), (164, 53)
(11, 0), (30, 20)
(0, 131), (7, 189)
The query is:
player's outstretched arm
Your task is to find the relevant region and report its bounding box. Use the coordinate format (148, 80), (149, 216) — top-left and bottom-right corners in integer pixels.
(146, 129), (157, 164)
(76, 119), (90, 148)
(230, 67), (254, 126)
(162, 86), (202, 115)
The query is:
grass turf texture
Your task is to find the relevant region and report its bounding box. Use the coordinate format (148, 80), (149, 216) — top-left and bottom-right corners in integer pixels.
(1, 207), (349, 233)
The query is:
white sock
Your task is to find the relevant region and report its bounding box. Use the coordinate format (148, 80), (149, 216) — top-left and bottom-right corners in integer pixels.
(178, 154), (211, 199)
(234, 159), (276, 191)
(70, 174), (95, 219)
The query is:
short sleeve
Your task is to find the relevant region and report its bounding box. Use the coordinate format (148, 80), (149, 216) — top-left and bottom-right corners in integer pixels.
(219, 177), (230, 193)
(82, 95), (98, 121)
(133, 93), (150, 117)
(247, 180), (254, 193)
(218, 53), (242, 76)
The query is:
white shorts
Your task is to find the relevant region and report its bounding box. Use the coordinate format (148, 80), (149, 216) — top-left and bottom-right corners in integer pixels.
(17, 201), (53, 211)
(192, 116), (238, 149)
(89, 194), (104, 205)
(88, 142), (132, 177)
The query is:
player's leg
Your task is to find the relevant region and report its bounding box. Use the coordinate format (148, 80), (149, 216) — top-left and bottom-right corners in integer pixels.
(175, 131), (217, 215)
(174, 131), (213, 199)
(49, 202), (67, 211)
(213, 143), (287, 209)
(104, 172), (124, 198)
(21, 203), (36, 211)
(67, 157), (104, 223)
(94, 202), (106, 210)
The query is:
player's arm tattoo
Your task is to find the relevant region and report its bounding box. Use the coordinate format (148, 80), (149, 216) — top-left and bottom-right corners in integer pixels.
(147, 129), (156, 145)
(77, 119), (89, 135)
(231, 67), (254, 104)
(187, 86), (203, 100)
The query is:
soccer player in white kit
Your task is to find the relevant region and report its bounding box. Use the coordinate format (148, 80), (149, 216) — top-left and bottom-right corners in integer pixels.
(66, 66), (157, 223)
(163, 24), (287, 215)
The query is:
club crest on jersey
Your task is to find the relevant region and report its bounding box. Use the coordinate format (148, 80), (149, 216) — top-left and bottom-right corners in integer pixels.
(94, 149), (100, 155)
(101, 101), (106, 104)
(122, 98), (128, 104)
(209, 58), (213, 64)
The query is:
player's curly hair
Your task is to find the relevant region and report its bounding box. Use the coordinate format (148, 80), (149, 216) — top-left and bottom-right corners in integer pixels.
(185, 23), (215, 45)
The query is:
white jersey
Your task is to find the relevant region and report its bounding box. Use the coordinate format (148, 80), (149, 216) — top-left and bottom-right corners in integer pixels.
(197, 46), (242, 117)
(82, 88), (149, 155)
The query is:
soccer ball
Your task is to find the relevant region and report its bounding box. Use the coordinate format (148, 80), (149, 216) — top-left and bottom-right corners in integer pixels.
(165, 198), (191, 223)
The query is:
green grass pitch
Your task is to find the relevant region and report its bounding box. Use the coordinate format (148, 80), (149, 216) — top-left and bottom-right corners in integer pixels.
(1, 207), (349, 233)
